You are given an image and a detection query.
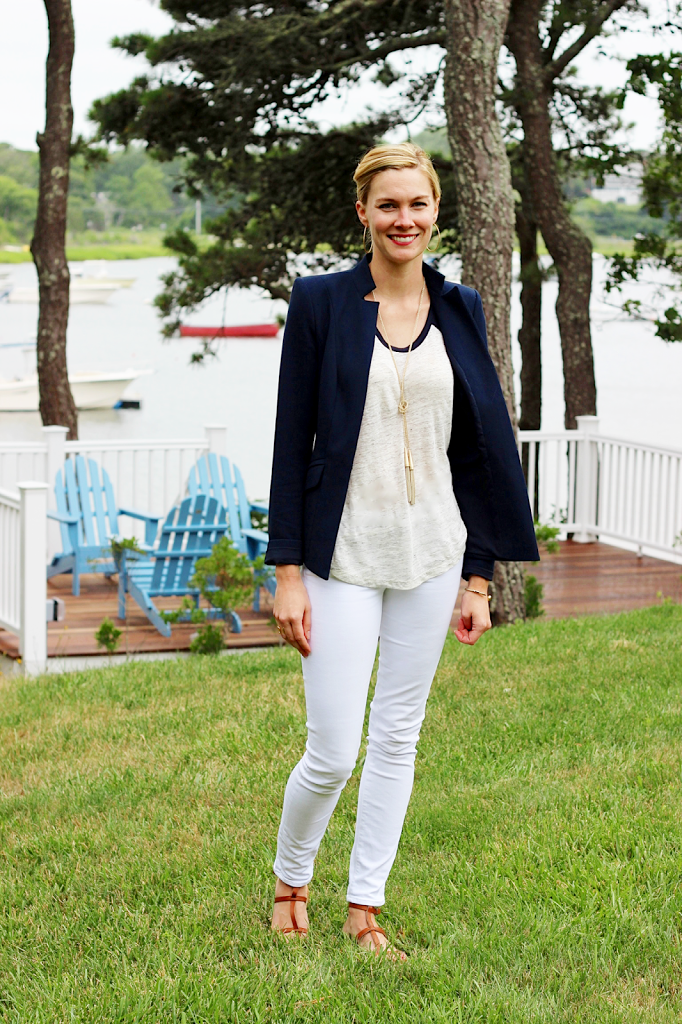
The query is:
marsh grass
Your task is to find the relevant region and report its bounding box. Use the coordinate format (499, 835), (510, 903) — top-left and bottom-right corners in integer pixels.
(0, 604), (681, 1022)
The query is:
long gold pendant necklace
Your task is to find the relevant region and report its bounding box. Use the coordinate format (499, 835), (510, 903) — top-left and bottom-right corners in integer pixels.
(373, 279), (426, 506)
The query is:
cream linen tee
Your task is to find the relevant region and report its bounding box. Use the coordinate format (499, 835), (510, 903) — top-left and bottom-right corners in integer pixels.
(329, 314), (467, 589)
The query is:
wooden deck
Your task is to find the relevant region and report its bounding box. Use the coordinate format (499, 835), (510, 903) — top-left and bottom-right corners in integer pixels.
(0, 541), (679, 664)
(0, 573), (281, 661)
(525, 540), (682, 619)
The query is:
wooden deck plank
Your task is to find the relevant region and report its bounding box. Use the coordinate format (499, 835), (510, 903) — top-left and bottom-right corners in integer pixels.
(526, 540), (682, 619)
(0, 542), (679, 663)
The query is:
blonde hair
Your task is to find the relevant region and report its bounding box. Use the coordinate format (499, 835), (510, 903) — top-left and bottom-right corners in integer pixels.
(353, 143), (442, 206)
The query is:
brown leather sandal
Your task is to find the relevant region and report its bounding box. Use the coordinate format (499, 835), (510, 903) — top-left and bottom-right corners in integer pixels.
(272, 888), (308, 936)
(343, 903), (407, 961)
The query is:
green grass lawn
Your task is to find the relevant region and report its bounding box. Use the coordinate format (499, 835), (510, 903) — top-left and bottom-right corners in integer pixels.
(1, 604), (681, 1023)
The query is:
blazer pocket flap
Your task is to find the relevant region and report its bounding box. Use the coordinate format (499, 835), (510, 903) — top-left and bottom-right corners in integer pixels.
(304, 461), (325, 490)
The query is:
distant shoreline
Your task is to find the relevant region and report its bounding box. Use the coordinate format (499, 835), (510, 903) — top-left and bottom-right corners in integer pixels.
(0, 236), (635, 264)
(0, 243), (171, 263)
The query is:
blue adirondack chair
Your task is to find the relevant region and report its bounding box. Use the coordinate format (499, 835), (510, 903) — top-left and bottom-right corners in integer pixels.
(187, 453), (269, 558)
(187, 453), (274, 610)
(47, 455), (161, 596)
(117, 492), (243, 637)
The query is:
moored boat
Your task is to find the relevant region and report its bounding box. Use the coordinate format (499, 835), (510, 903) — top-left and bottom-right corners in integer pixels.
(179, 323), (280, 338)
(7, 281), (121, 304)
(0, 368), (152, 412)
(70, 260), (136, 288)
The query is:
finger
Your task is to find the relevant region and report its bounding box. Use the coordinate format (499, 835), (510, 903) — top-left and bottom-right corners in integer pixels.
(454, 618), (472, 644)
(302, 603), (312, 643)
(292, 623), (311, 657)
(466, 617), (491, 645)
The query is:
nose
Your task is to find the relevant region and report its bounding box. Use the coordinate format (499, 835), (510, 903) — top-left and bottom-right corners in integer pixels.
(394, 205), (416, 228)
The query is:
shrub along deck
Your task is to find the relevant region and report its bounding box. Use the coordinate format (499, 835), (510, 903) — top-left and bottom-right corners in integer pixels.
(0, 604), (681, 1022)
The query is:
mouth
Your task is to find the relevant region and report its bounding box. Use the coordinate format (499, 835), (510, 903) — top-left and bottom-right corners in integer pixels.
(387, 233), (420, 247)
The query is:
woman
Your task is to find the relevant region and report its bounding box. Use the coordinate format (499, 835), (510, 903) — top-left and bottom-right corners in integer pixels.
(265, 144), (538, 957)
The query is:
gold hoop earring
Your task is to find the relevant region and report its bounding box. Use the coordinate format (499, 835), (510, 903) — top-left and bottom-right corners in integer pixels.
(363, 226), (373, 254)
(425, 223), (441, 252)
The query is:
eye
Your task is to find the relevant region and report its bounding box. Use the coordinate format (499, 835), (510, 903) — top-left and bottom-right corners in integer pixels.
(379, 203), (395, 210)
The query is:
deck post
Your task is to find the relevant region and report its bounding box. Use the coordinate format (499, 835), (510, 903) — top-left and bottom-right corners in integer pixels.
(18, 482), (48, 676)
(43, 425), (68, 561)
(574, 415), (600, 543)
(205, 424), (228, 457)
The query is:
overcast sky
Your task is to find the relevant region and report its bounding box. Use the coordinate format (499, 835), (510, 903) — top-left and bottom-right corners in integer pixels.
(1, 0), (677, 155)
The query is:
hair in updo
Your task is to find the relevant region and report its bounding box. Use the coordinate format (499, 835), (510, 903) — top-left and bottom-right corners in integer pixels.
(353, 143), (442, 206)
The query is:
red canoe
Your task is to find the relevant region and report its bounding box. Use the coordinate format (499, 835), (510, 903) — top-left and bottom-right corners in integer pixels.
(179, 324), (280, 338)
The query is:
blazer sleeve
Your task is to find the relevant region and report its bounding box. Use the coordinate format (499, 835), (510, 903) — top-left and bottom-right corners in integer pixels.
(265, 279), (320, 565)
(453, 288), (495, 581)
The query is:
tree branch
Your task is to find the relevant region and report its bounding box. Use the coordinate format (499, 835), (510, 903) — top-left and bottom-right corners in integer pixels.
(322, 29), (446, 74)
(544, 0), (628, 83)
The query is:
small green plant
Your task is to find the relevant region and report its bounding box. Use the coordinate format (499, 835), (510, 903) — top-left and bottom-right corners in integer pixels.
(191, 536), (265, 621)
(524, 574), (545, 619)
(160, 597), (207, 626)
(160, 538), (271, 649)
(189, 623), (225, 655)
(534, 521), (561, 554)
(108, 536), (147, 568)
(251, 508), (269, 531)
(95, 617), (122, 654)
(522, 520), (561, 620)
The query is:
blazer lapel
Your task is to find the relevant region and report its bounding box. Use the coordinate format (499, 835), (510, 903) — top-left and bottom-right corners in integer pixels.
(346, 256), (380, 385)
(346, 257), (486, 412)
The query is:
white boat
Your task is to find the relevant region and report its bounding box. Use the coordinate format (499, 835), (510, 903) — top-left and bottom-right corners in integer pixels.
(70, 260), (135, 288)
(0, 368), (152, 412)
(7, 281), (121, 304)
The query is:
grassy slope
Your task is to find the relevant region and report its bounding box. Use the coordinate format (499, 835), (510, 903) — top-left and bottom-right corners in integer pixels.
(1, 604), (681, 1023)
(0, 244), (169, 264)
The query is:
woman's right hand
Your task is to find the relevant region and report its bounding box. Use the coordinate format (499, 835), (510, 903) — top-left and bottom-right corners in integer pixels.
(273, 565), (312, 657)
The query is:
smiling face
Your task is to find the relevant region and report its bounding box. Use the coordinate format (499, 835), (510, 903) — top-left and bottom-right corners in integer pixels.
(356, 167), (439, 267)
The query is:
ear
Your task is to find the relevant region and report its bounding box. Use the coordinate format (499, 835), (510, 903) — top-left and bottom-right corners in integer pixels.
(356, 200), (369, 228)
(434, 196), (440, 220)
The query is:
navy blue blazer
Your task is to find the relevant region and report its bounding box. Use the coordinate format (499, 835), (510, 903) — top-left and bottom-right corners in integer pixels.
(264, 256), (539, 580)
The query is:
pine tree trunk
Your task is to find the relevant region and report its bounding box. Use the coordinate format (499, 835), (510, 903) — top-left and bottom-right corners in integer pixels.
(443, 0), (526, 624)
(515, 172), (542, 434)
(31, 0), (78, 440)
(507, 0), (596, 429)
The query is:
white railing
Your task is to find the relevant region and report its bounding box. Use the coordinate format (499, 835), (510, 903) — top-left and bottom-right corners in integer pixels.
(0, 443), (47, 494)
(0, 424), (228, 555)
(0, 483), (47, 675)
(63, 438), (209, 520)
(519, 415), (682, 564)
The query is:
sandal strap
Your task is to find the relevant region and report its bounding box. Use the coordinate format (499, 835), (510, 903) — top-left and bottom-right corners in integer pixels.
(274, 887), (307, 931)
(348, 903), (385, 952)
(356, 924), (387, 946)
(347, 902), (381, 915)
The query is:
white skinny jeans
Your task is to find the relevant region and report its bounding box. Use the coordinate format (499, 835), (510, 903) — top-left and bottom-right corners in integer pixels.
(273, 560), (462, 906)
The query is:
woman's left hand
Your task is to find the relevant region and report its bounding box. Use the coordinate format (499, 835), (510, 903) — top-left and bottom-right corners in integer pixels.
(455, 580), (492, 645)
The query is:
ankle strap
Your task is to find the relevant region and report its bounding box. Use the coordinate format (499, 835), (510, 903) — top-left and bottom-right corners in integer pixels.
(348, 902), (381, 915)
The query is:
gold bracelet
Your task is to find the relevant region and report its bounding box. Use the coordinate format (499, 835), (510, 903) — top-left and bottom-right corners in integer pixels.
(465, 588), (491, 601)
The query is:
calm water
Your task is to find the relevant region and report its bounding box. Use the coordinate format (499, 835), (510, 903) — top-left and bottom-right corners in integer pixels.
(1, 255), (681, 498)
